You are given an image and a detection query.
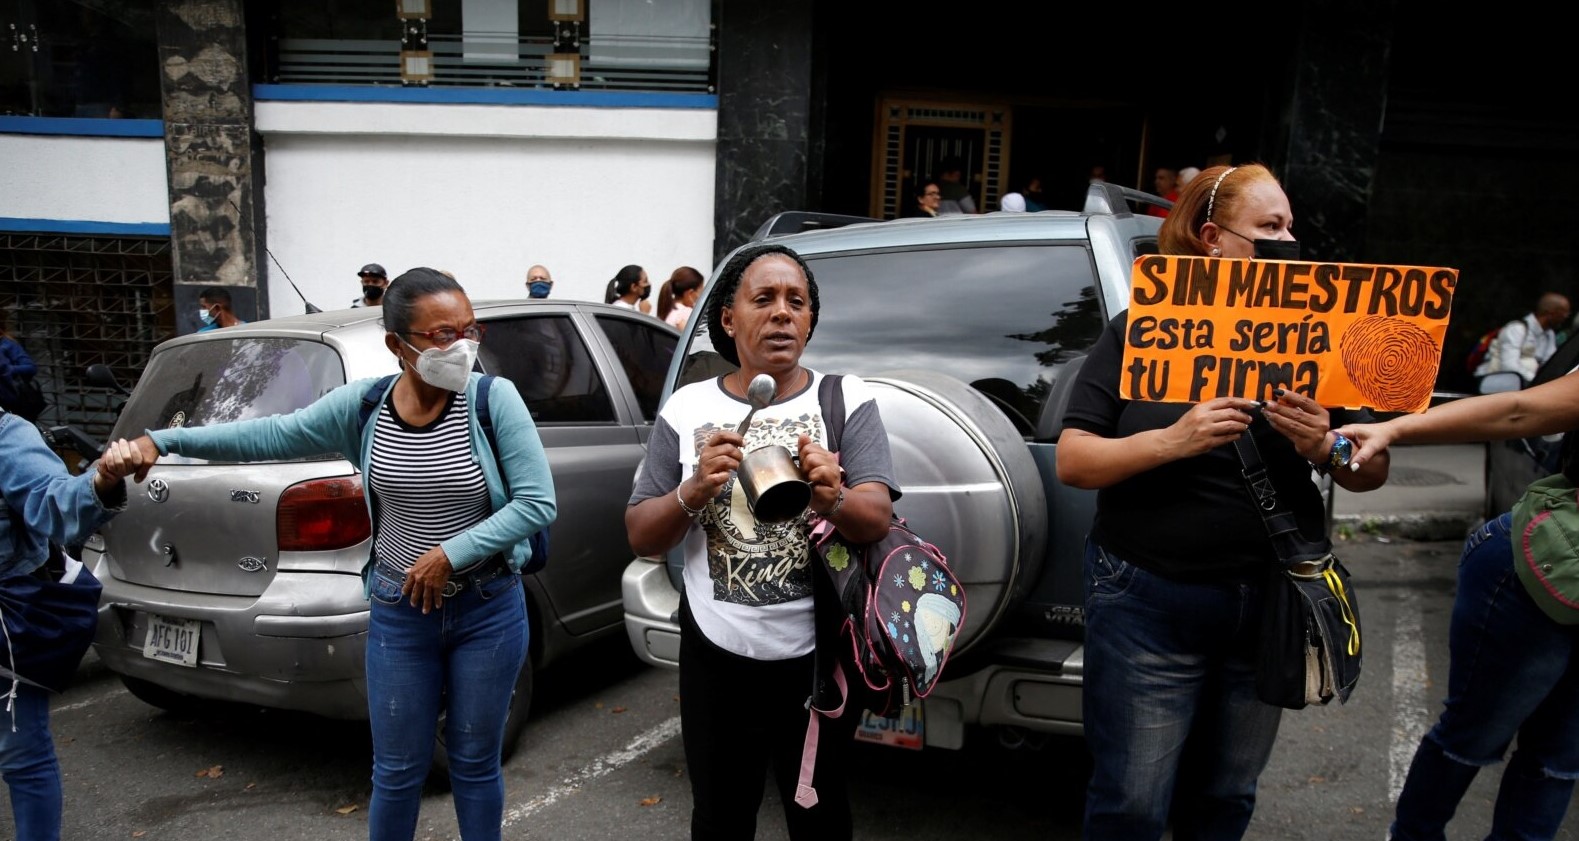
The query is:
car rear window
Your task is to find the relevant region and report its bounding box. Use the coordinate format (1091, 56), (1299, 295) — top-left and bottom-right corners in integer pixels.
(113, 337), (346, 463)
(677, 243), (1103, 440)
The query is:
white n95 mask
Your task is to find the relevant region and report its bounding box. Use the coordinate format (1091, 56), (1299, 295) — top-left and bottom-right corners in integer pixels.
(402, 338), (478, 392)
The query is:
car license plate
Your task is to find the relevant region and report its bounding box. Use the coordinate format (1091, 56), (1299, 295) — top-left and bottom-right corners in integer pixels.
(142, 614), (199, 667)
(853, 704), (924, 750)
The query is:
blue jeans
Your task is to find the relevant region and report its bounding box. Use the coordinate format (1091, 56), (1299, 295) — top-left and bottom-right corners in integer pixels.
(1390, 513), (1579, 841)
(0, 683), (61, 841)
(365, 566), (529, 841)
(1082, 540), (1283, 841)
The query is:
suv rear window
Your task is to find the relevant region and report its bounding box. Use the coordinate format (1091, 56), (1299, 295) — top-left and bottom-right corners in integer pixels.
(113, 337), (346, 463)
(678, 243), (1104, 439)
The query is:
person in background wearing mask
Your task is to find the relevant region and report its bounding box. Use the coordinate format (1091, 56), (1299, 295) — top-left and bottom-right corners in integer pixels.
(353, 263), (389, 308)
(525, 265), (554, 299)
(126, 268), (555, 841)
(636, 270), (655, 316)
(197, 287), (245, 332)
(606, 264), (653, 315)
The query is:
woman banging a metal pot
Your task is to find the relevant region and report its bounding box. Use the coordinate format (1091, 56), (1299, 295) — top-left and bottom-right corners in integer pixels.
(625, 242), (900, 840)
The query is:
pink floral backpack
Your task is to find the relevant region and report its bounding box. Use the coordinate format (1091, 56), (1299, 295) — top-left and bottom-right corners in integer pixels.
(793, 374), (966, 809)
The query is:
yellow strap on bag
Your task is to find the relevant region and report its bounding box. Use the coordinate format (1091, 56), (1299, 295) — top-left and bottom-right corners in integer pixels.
(1323, 566), (1361, 656)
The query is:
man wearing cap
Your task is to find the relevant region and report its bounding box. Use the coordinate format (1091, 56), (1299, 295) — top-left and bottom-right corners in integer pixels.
(352, 263), (388, 308)
(525, 264), (554, 299)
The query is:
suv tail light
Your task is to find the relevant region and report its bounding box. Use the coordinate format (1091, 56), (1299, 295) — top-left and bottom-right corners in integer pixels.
(277, 477), (371, 551)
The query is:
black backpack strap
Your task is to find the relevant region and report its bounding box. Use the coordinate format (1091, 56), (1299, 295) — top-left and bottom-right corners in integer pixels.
(476, 374), (501, 471)
(476, 375), (551, 571)
(357, 374), (398, 434)
(817, 373), (845, 453)
(809, 372), (869, 718)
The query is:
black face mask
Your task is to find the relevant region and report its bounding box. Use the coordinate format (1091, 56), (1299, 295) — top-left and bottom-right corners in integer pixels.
(362, 284), (385, 302)
(1254, 238), (1301, 261)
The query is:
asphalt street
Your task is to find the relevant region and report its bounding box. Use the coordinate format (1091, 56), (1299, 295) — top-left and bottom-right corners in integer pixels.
(6, 443), (1576, 840)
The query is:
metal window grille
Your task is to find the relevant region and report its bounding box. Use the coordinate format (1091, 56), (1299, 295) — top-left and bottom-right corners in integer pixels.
(0, 234), (175, 440)
(273, 35), (714, 92)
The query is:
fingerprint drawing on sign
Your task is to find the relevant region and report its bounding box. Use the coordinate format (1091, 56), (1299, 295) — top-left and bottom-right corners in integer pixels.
(1340, 316), (1439, 411)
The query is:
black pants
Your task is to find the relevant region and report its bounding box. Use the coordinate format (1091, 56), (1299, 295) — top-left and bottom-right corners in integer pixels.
(679, 599), (861, 841)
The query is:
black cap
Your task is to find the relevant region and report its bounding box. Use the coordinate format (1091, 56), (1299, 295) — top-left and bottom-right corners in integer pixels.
(358, 263), (387, 278)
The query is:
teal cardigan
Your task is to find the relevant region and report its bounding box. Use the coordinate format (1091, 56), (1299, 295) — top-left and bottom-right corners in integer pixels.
(147, 372), (555, 587)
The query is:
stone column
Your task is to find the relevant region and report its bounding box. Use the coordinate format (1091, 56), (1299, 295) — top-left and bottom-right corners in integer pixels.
(712, 0), (817, 262)
(1276, 1), (1396, 264)
(157, 0), (265, 332)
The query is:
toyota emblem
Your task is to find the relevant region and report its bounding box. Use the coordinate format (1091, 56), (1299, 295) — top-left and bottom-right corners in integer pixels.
(147, 479), (169, 503)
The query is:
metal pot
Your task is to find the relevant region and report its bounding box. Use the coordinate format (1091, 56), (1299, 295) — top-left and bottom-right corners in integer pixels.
(737, 444), (811, 524)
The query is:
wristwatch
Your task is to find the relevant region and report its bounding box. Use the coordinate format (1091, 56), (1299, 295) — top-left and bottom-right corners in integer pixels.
(1312, 433), (1354, 475)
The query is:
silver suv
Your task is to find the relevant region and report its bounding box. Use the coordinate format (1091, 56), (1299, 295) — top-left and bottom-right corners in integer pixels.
(624, 185), (1305, 749)
(88, 301), (676, 765)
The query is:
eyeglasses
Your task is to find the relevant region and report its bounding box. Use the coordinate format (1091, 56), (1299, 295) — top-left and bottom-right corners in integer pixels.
(923, 190), (941, 197)
(405, 323), (486, 346)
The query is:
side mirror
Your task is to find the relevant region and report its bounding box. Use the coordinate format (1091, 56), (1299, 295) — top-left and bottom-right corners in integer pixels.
(1477, 371), (1525, 394)
(85, 363), (129, 395)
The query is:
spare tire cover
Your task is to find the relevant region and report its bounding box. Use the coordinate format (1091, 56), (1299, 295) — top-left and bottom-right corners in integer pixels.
(862, 370), (1048, 655)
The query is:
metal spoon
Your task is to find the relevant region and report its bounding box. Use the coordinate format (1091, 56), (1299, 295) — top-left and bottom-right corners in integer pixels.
(736, 373), (776, 435)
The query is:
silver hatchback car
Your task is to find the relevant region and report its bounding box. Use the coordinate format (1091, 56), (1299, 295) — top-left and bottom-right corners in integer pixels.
(87, 300), (675, 763)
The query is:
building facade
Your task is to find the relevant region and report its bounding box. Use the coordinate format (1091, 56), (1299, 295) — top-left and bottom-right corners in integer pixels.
(2, 0), (1573, 437)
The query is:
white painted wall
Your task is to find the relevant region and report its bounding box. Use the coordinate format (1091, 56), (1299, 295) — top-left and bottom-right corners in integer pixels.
(0, 134), (169, 225)
(256, 100), (717, 316)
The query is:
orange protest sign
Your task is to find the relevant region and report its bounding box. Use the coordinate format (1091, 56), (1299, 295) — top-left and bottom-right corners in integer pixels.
(1119, 255), (1458, 412)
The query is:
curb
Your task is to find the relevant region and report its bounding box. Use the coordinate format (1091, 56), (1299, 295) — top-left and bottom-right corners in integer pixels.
(1333, 511), (1483, 543)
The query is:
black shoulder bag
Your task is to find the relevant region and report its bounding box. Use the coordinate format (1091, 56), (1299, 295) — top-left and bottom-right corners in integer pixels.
(1232, 432), (1363, 710)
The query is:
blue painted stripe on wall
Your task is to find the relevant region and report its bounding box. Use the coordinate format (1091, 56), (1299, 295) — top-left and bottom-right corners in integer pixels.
(0, 218), (171, 236)
(253, 84), (716, 109)
(0, 117), (165, 138)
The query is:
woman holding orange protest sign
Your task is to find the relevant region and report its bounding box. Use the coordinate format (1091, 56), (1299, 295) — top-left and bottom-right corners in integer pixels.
(1057, 163), (1392, 840)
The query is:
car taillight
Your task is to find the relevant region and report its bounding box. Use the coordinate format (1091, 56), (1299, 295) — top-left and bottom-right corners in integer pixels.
(277, 477), (371, 552)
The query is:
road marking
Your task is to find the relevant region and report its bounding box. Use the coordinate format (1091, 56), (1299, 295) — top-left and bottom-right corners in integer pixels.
(492, 715), (682, 833)
(1390, 583), (1430, 802)
(53, 686), (127, 714)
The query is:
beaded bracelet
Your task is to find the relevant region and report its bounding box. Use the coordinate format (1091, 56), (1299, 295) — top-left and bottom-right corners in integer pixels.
(676, 485), (704, 518)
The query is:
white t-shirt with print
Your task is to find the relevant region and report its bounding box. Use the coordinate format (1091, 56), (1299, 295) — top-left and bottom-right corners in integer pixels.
(629, 370), (898, 660)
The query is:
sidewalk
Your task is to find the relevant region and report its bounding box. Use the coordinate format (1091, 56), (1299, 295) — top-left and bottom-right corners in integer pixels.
(1331, 442), (1486, 541)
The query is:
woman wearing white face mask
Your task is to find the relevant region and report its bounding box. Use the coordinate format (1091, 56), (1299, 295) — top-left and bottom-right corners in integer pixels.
(126, 268), (554, 841)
